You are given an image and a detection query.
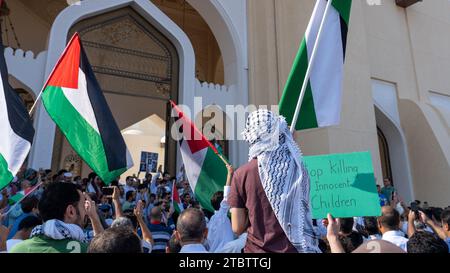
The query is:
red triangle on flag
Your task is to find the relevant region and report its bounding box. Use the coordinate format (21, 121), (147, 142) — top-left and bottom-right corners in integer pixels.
(172, 182), (181, 203)
(46, 33), (81, 89)
(170, 100), (218, 155)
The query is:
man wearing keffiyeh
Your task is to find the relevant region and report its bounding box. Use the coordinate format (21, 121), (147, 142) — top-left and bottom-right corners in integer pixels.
(228, 109), (320, 253)
(10, 182), (103, 253)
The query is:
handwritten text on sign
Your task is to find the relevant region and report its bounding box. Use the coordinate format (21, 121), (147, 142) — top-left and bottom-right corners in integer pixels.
(304, 152), (382, 219)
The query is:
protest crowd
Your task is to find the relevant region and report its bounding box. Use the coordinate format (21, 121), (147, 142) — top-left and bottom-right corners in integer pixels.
(0, 110), (449, 254)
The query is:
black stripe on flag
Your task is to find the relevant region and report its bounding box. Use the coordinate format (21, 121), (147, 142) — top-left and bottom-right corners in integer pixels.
(79, 43), (127, 171)
(0, 36), (34, 143)
(339, 16), (348, 61)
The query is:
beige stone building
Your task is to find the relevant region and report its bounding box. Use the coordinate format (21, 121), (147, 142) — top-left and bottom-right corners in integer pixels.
(3, 0), (449, 206)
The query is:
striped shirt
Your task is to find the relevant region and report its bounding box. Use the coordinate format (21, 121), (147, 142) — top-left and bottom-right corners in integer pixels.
(148, 222), (173, 253)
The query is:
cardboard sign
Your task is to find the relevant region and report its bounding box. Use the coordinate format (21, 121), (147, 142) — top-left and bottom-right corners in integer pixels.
(304, 151), (382, 219)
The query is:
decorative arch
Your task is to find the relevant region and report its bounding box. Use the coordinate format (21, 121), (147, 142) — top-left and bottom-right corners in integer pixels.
(29, 0), (196, 171)
(374, 104), (415, 203)
(186, 0), (245, 87)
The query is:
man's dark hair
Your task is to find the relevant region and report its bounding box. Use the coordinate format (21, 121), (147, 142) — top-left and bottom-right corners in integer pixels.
(364, 217), (380, 236)
(167, 235), (181, 253)
(149, 193), (156, 200)
(430, 207), (442, 223)
(162, 192), (171, 199)
(125, 191), (134, 201)
(441, 208), (450, 227)
(176, 208), (206, 242)
(18, 215), (42, 231)
(407, 231), (449, 253)
(339, 232), (364, 253)
(190, 200), (200, 208)
(38, 182), (81, 222)
(339, 218), (354, 234)
(123, 210), (138, 230)
(211, 191), (224, 211)
(88, 172), (97, 181)
(424, 208), (434, 220)
(378, 207), (400, 230)
(182, 193), (190, 200)
(110, 180), (119, 187)
(88, 227), (142, 253)
(21, 196), (39, 213)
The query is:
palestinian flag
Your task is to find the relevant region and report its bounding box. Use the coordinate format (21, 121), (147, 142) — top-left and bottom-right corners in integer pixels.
(172, 182), (183, 214)
(8, 182), (41, 205)
(170, 101), (227, 212)
(0, 30), (35, 190)
(41, 33), (132, 183)
(279, 0), (352, 130)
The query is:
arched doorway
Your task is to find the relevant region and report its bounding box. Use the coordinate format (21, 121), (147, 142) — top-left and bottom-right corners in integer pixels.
(52, 7), (179, 178)
(374, 105), (414, 202)
(377, 127), (393, 185)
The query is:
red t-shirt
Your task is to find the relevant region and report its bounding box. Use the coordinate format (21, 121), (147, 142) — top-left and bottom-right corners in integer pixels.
(228, 159), (297, 253)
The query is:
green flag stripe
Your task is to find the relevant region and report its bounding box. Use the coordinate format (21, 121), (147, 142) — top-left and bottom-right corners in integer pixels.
(194, 147), (227, 212)
(42, 86), (125, 183)
(174, 202), (182, 214)
(279, 38), (319, 130)
(331, 0), (352, 26)
(0, 154), (13, 190)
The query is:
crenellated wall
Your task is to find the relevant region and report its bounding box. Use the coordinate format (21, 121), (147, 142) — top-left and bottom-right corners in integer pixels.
(4, 48), (47, 96)
(194, 79), (238, 114)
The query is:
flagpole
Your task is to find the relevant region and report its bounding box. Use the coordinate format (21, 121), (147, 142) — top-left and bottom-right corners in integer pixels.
(27, 33), (80, 116)
(2, 181), (43, 216)
(217, 153), (230, 167)
(290, 0), (333, 133)
(28, 90), (44, 116)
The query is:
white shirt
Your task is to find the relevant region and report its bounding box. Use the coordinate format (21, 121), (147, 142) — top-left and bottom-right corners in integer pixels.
(124, 185), (136, 195)
(401, 221), (408, 235)
(207, 186), (234, 253)
(179, 243), (209, 253)
(382, 230), (408, 252)
(364, 234), (382, 241)
(150, 173), (161, 195)
(6, 239), (23, 252)
(217, 233), (248, 253)
(86, 183), (97, 194)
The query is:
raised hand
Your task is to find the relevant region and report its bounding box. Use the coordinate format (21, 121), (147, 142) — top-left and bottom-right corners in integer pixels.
(84, 193), (99, 220)
(134, 200), (144, 220)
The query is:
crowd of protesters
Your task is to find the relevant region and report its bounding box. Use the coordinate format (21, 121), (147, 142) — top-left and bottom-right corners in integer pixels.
(0, 163), (449, 253)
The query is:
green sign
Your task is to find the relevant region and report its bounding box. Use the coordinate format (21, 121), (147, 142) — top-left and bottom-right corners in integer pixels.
(304, 151), (382, 219)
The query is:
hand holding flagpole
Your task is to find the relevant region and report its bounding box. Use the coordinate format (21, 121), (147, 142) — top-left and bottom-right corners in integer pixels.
(290, 0), (333, 133)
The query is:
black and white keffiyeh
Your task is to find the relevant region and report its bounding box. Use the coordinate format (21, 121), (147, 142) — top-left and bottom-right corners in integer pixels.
(31, 219), (88, 244)
(242, 109), (320, 253)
